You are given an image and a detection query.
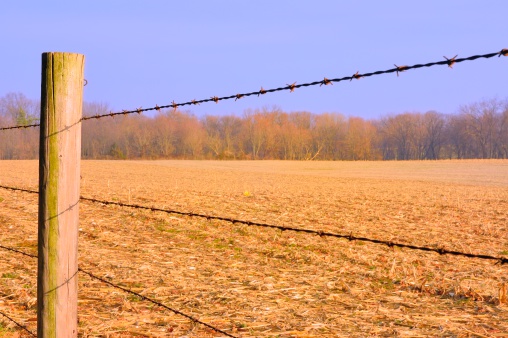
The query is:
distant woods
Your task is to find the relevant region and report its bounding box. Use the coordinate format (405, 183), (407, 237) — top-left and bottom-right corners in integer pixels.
(1, 92), (507, 160)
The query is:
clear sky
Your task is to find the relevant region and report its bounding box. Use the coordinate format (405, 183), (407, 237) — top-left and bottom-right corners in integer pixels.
(0, 1), (506, 119)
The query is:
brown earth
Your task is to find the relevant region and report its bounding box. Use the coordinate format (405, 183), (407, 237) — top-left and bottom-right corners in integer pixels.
(1, 159), (507, 337)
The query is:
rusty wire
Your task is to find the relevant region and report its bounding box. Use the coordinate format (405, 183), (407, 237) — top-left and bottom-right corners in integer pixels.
(0, 243), (237, 338)
(0, 309), (36, 337)
(0, 184), (507, 265)
(0, 48), (506, 131)
(0, 123), (40, 131)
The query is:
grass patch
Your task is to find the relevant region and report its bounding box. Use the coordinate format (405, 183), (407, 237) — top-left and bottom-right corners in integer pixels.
(235, 227), (249, 236)
(127, 294), (142, 302)
(187, 231), (207, 241)
(372, 277), (395, 291)
(153, 219), (179, 233)
(213, 238), (228, 250)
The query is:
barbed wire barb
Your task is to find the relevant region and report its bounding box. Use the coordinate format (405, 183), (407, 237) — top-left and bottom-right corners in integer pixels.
(444, 54), (458, 68)
(394, 64), (408, 77)
(350, 71), (362, 81)
(287, 82), (297, 92)
(321, 77), (333, 86)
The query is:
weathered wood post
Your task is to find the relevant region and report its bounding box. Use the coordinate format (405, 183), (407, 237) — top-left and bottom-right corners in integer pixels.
(38, 52), (84, 337)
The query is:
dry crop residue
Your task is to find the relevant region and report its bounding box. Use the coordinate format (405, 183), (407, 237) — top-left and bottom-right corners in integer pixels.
(0, 159), (507, 337)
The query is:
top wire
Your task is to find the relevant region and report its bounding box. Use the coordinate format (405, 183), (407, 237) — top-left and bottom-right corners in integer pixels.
(0, 48), (506, 132)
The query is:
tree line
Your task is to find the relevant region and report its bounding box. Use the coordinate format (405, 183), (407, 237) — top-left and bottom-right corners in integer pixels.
(1, 92), (507, 160)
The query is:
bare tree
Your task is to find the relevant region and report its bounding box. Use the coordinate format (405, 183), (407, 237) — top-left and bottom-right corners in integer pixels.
(422, 111), (446, 159)
(460, 99), (503, 158)
(2, 92), (506, 161)
(312, 113), (347, 160)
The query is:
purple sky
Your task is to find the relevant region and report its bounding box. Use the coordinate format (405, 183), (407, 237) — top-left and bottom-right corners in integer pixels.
(1, 1), (506, 119)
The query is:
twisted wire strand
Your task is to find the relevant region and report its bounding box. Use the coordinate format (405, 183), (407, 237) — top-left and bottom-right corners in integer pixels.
(0, 123), (40, 131)
(1, 184), (506, 265)
(1, 49), (506, 131)
(0, 244), (37, 259)
(0, 245), (37, 336)
(0, 309), (36, 337)
(0, 185), (38, 194)
(79, 196), (508, 265)
(78, 269), (238, 337)
(0, 246), (37, 336)
(0, 242), (237, 337)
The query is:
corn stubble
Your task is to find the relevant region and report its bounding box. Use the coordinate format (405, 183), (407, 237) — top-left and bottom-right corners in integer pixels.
(0, 159), (507, 337)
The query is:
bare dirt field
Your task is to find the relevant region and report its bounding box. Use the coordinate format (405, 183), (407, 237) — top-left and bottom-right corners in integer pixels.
(1, 159), (507, 337)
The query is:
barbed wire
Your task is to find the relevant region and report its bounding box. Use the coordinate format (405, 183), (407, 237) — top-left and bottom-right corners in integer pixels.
(43, 49), (508, 121)
(78, 196), (508, 265)
(78, 269), (238, 338)
(0, 184), (38, 194)
(1, 184), (507, 265)
(0, 123), (40, 131)
(0, 245), (37, 336)
(0, 243), (237, 338)
(1, 48), (506, 132)
(0, 309), (36, 337)
(0, 243), (37, 259)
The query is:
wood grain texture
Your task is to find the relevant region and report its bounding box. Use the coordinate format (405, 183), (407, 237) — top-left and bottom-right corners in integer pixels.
(38, 52), (84, 338)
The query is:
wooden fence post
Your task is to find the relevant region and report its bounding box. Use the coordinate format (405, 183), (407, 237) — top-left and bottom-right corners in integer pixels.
(38, 52), (84, 337)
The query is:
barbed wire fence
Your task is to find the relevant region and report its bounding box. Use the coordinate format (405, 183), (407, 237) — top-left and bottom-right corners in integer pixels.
(0, 242), (238, 338)
(1, 49), (506, 132)
(0, 308), (36, 337)
(0, 48), (506, 336)
(2, 184), (507, 265)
